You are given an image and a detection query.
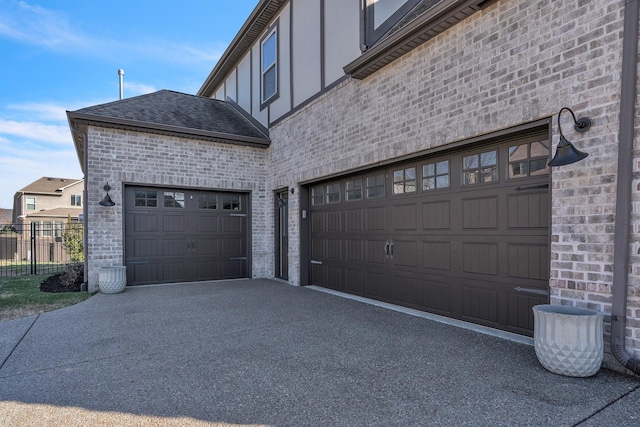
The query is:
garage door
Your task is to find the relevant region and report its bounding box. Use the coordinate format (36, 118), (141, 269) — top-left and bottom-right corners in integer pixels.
(125, 186), (249, 285)
(310, 132), (550, 336)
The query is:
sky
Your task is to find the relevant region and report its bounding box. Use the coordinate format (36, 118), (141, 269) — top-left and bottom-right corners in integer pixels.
(0, 0), (258, 209)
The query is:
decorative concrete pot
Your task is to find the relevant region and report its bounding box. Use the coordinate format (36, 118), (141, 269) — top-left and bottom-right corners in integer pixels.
(98, 266), (127, 294)
(533, 304), (604, 377)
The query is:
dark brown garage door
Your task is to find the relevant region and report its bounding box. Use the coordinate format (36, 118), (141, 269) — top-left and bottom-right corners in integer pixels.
(125, 186), (249, 285)
(310, 132), (550, 336)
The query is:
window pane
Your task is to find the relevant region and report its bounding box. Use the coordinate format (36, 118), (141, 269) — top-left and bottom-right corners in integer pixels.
(366, 174), (385, 198)
(530, 140), (549, 157)
(436, 175), (449, 188)
(164, 192), (185, 208)
(222, 195), (241, 210)
(422, 177), (435, 190)
(423, 164), (435, 177)
(263, 66), (277, 101)
(327, 183), (340, 203)
(312, 187), (324, 205)
(393, 170), (404, 183)
(481, 151), (497, 167)
(530, 159), (548, 176)
(405, 167), (415, 180)
(463, 155), (478, 170)
(346, 180), (362, 201)
(198, 194), (217, 209)
(373, 0), (410, 29)
(26, 197), (36, 210)
(464, 171), (478, 185)
(262, 33), (276, 70)
(509, 161), (527, 179)
(436, 161), (449, 174)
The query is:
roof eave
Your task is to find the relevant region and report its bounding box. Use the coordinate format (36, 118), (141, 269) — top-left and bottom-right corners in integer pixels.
(198, 0), (287, 97)
(344, 0), (490, 80)
(66, 111), (271, 148)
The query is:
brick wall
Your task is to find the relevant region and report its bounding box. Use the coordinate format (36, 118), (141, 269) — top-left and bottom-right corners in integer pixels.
(85, 127), (269, 291)
(267, 0), (637, 370)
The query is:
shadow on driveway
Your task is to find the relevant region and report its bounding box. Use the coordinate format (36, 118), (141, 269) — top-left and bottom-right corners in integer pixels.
(0, 279), (638, 426)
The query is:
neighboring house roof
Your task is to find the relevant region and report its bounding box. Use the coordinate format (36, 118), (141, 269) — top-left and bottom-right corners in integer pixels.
(0, 209), (12, 224)
(24, 207), (82, 219)
(198, 0), (494, 95)
(17, 177), (83, 196)
(68, 90), (271, 171)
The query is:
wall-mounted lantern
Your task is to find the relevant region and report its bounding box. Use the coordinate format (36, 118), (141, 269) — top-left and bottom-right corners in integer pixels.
(548, 107), (591, 167)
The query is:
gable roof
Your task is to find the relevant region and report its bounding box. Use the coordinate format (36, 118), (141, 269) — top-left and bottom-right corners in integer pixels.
(68, 90), (271, 171)
(17, 177), (83, 195)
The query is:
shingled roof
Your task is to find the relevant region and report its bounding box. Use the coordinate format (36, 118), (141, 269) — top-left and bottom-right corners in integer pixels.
(67, 90), (270, 170)
(18, 177), (83, 195)
(68, 90), (269, 143)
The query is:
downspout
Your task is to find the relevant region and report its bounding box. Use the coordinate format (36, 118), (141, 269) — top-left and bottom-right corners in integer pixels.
(610, 0), (640, 375)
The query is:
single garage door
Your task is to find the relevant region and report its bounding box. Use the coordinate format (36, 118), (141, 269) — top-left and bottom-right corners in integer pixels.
(125, 186), (249, 285)
(310, 132), (550, 336)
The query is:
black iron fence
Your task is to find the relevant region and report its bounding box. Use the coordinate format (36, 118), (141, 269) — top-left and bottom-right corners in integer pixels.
(0, 222), (83, 277)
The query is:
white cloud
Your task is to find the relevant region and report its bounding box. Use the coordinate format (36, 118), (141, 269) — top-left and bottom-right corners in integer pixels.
(125, 81), (158, 97)
(0, 1), (95, 51)
(0, 119), (72, 145)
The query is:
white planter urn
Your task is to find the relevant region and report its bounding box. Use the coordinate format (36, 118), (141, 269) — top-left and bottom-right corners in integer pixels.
(98, 266), (127, 294)
(533, 304), (604, 377)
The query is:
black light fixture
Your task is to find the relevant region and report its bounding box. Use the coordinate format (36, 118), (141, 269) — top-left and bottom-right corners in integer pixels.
(548, 107), (591, 167)
(99, 182), (116, 207)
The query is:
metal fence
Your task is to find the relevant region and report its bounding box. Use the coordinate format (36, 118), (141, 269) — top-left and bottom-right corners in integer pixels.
(0, 222), (83, 277)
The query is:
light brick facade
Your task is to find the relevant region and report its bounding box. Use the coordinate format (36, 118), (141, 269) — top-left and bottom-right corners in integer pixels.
(80, 0), (639, 374)
(85, 127), (270, 291)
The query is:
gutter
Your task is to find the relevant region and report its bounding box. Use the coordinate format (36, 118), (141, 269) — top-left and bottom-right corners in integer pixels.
(611, 0), (640, 375)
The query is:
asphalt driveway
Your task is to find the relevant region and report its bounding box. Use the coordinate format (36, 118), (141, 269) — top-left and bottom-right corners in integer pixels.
(0, 279), (638, 426)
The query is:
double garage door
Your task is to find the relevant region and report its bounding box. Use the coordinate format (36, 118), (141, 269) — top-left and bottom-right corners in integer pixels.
(310, 133), (551, 336)
(124, 186), (249, 285)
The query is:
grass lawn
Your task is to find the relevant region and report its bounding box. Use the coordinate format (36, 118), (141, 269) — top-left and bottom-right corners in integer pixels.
(0, 274), (92, 321)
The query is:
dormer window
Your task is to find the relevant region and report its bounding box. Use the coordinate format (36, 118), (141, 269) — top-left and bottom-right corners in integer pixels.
(363, 0), (421, 49)
(260, 22), (279, 106)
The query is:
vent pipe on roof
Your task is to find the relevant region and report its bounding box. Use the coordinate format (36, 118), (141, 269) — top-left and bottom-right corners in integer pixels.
(118, 69), (124, 100)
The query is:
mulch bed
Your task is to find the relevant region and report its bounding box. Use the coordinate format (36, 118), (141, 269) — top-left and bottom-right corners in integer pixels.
(40, 265), (84, 293)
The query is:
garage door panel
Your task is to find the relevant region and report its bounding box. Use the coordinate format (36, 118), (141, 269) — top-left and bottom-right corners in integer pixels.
(422, 241), (451, 270)
(508, 293), (547, 333)
(392, 204), (417, 230)
(220, 260), (246, 278)
(311, 212), (325, 232)
(346, 239), (364, 262)
(463, 242), (498, 275)
(310, 133), (550, 337)
(421, 279), (451, 314)
(391, 275), (419, 306)
(197, 215), (219, 232)
(197, 238), (219, 256)
(508, 244), (549, 280)
(222, 216), (244, 233)
(508, 193), (548, 228)
(366, 240), (387, 264)
(346, 209), (364, 231)
(163, 239), (187, 256)
(132, 214), (158, 232)
(392, 240), (418, 267)
(345, 268), (364, 294)
(422, 201), (450, 230)
(222, 238), (245, 256)
(132, 239), (158, 257)
(125, 186), (249, 285)
(197, 261), (219, 279)
(163, 262), (186, 281)
(462, 197), (498, 229)
(163, 215), (185, 232)
(462, 286), (498, 324)
(366, 207), (385, 231)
